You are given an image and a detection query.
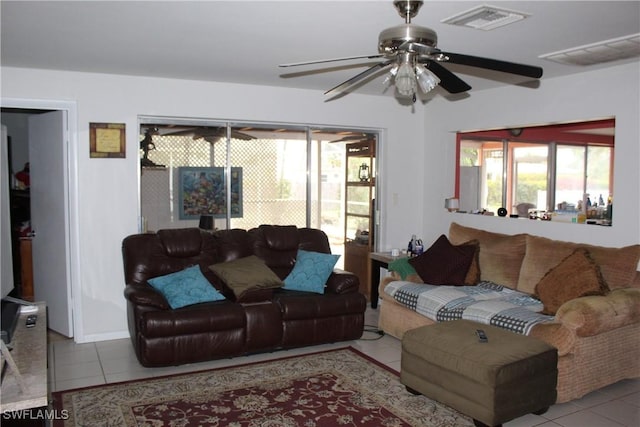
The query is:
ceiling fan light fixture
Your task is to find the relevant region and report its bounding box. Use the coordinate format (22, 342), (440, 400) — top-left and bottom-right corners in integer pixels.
(415, 64), (440, 93)
(383, 64), (399, 88)
(395, 60), (417, 97)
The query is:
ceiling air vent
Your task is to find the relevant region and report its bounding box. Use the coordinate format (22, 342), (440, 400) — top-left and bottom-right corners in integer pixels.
(441, 4), (529, 31)
(539, 33), (640, 66)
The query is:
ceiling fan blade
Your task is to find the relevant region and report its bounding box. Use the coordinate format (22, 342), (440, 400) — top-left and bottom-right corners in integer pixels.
(421, 60), (472, 94)
(279, 54), (385, 68)
(440, 52), (543, 79)
(192, 128), (256, 141)
(230, 130), (256, 140)
(325, 60), (394, 97)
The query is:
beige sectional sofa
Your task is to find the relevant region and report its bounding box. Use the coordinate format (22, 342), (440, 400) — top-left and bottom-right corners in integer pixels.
(378, 222), (640, 403)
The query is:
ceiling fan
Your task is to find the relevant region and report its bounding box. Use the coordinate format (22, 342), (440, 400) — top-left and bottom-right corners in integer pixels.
(141, 125), (256, 144)
(279, 0), (543, 102)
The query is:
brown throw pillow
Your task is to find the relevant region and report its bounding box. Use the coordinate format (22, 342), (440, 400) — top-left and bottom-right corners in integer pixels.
(408, 235), (476, 286)
(534, 248), (609, 315)
(518, 234), (640, 293)
(209, 255), (283, 300)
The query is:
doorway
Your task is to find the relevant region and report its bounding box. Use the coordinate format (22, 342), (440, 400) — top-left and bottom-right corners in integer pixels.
(1, 100), (79, 339)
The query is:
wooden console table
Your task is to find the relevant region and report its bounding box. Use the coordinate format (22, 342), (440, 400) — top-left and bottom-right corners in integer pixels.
(1, 302), (48, 413)
(369, 252), (408, 309)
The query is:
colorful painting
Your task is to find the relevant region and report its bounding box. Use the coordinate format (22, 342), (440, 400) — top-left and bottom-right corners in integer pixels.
(178, 167), (242, 219)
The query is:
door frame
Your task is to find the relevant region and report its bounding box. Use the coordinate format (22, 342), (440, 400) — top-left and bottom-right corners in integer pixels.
(1, 97), (82, 341)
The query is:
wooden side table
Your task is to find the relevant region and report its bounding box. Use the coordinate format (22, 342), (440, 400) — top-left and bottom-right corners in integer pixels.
(369, 252), (408, 309)
(19, 237), (35, 301)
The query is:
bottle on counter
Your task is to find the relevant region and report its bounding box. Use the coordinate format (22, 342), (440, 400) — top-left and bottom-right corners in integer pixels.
(408, 235), (417, 256)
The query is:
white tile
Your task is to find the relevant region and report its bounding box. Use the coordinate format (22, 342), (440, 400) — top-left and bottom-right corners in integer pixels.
(52, 340), (96, 355)
(589, 400), (640, 426)
(53, 375), (106, 392)
(99, 356), (149, 375)
(570, 389), (617, 409)
(105, 370), (156, 384)
(504, 412), (550, 427)
(553, 409), (624, 427)
(54, 360), (103, 381)
(621, 391), (640, 408)
(597, 379), (640, 399)
(385, 359), (401, 372)
(54, 346), (99, 367)
(525, 423), (561, 427)
(541, 401), (583, 420)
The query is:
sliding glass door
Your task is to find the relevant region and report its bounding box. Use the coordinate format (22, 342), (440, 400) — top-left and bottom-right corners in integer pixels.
(138, 118), (379, 265)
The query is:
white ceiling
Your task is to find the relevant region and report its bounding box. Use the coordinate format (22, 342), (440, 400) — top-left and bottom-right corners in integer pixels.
(1, 1), (639, 99)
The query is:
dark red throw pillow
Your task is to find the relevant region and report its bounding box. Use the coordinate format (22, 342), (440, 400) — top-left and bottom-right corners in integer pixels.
(408, 234), (476, 285)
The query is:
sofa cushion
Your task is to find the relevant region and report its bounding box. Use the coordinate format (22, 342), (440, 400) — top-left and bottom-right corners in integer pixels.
(147, 265), (225, 309)
(449, 222), (526, 289)
(409, 234), (476, 286)
(209, 255), (283, 300)
(534, 248), (610, 315)
(283, 250), (339, 294)
(462, 239), (481, 285)
(517, 235), (640, 294)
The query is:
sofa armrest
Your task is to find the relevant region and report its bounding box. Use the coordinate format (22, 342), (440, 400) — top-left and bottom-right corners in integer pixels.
(554, 288), (640, 337)
(325, 269), (359, 294)
(124, 283), (170, 310)
(378, 271), (423, 296)
(529, 322), (576, 356)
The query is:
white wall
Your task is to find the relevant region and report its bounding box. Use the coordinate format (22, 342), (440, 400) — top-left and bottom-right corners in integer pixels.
(2, 62), (638, 342)
(421, 62), (640, 249)
(1, 66), (426, 342)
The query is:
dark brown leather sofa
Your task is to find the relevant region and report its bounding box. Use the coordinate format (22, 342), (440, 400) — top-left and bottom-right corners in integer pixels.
(122, 225), (366, 367)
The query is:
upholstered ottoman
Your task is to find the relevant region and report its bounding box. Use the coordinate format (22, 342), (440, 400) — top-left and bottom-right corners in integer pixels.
(401, 320), (557, 427)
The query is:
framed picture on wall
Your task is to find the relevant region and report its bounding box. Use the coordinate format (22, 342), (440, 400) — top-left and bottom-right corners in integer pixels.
(178, 167), (243, 220)
(89, 122), (126, 158)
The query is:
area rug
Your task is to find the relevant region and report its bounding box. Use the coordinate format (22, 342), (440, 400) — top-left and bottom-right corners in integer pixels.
(52, 347), (473, 426)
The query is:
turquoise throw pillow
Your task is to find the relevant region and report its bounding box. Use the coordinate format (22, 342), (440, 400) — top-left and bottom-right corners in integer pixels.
(148, 265), (225, 309)
(283, 250), (339, 294)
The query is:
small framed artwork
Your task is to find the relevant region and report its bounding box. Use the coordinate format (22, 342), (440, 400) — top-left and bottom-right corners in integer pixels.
(178, 167), (243, 220)
(89, 122), (126, 158)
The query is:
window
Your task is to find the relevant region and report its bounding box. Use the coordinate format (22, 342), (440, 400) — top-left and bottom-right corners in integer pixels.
(456, 118), (614, 224)
(138, 119), (379, 264)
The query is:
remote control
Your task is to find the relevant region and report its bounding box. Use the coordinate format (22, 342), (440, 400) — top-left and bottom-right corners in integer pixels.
(26, 314), (37, 328)
(476, 329), (488, 343)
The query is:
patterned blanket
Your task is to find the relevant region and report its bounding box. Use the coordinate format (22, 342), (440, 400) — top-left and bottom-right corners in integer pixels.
(384, 281), (554, 335)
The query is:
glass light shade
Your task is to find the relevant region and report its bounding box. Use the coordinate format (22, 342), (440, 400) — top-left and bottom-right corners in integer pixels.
(395, 62), (417, 97)
(383, 64), (398, 88)
(416, 64), (440, 93)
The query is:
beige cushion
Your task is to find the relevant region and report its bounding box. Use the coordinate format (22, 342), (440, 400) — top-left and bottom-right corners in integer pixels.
(518, 235), (640, 294)
(449, 222), (526, 289)
(534, 248), (609, 315)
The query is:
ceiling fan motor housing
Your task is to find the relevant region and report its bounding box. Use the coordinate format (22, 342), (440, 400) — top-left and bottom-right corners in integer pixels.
(393, 0), (424, 22)
(378, 24), (438, 55)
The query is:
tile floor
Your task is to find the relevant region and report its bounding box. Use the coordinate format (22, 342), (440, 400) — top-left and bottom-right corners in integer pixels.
(49, 308), (639, 427)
